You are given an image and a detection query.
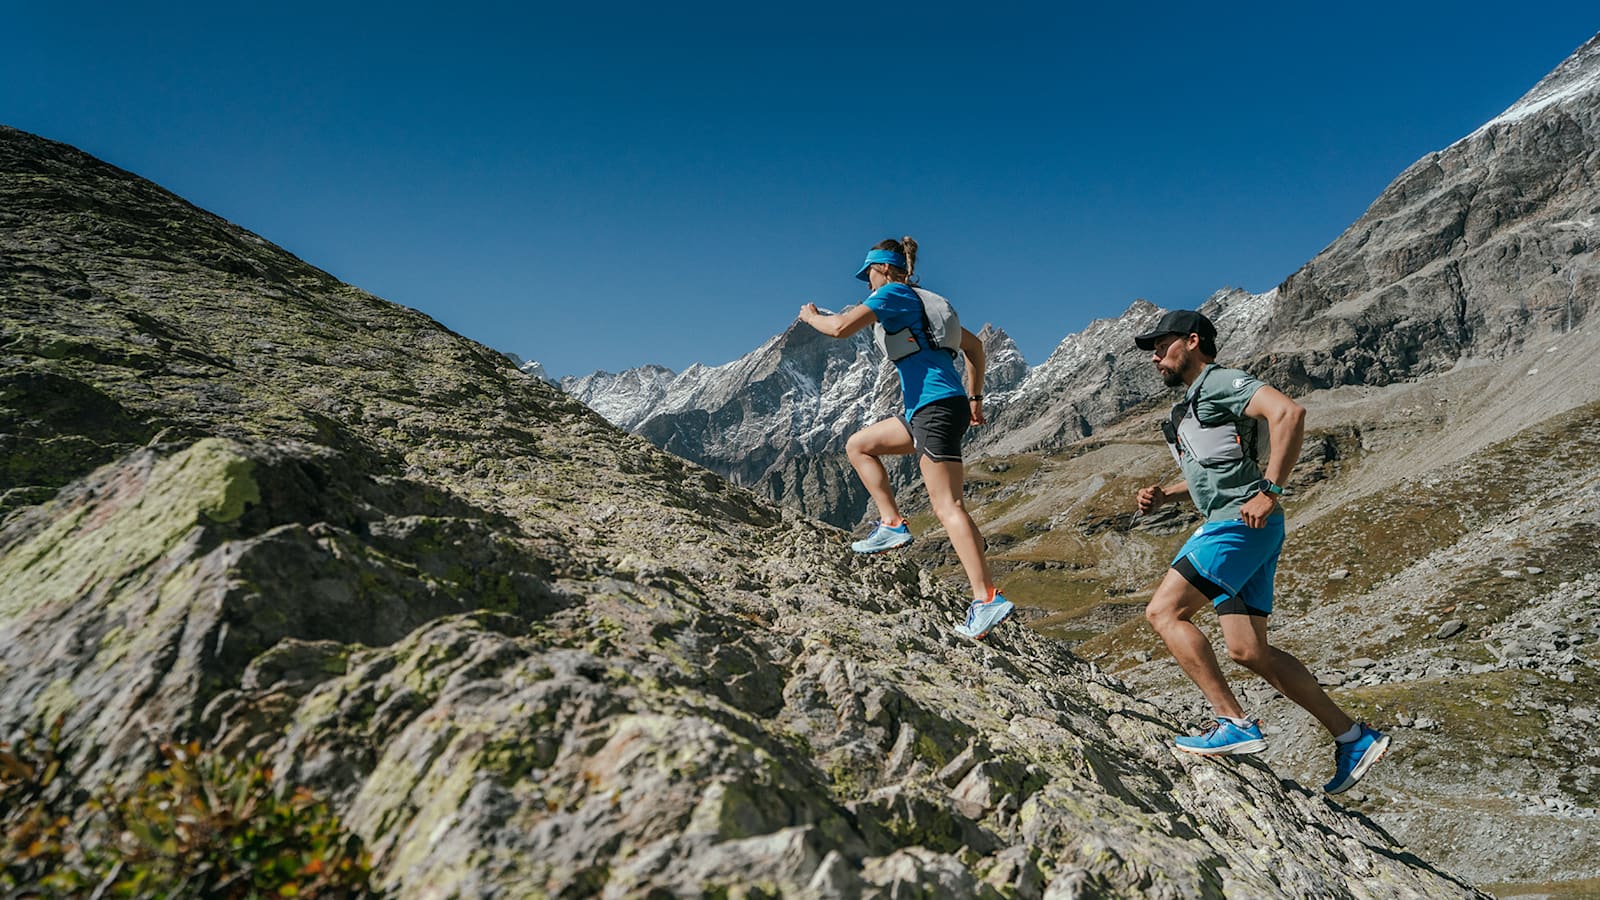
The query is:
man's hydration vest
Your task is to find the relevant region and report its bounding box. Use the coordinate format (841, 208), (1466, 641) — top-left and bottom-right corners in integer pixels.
(1162, 366), (1265, 468)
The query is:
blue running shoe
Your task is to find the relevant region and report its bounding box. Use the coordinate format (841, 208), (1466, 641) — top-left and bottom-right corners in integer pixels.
(851, 521), (913, 554)
(953, 592), (1015, 640)
(1323, 724), (1391, 794)
(1174, 718), (1267, 755)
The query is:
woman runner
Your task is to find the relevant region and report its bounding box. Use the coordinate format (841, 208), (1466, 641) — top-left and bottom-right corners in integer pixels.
(798, 237), (1013, 640)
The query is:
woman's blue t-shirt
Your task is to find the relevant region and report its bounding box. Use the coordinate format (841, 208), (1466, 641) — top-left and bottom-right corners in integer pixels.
(863, 283), (966, 417)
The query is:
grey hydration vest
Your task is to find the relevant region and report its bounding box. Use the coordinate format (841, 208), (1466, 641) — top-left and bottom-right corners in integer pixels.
(874, 287), (962, 362)
(1162, 366), (1262, 469)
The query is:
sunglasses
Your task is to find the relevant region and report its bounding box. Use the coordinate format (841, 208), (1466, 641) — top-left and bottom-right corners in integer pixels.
(1152, 335), (1184, 356)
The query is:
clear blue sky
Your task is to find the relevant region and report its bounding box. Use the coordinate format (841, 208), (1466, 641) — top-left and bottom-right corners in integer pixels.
(5, 3), (1596, 378)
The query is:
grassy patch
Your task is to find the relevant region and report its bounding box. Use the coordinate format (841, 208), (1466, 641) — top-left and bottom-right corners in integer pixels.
(1483, 877), (1600, 898)
(1075, 612), (1163, 668)
(1282, 399), (1600, 608)
(993, 569), (1118, 617)
(966, 453), (1045, 488)
(1331, 667), (1600, 800)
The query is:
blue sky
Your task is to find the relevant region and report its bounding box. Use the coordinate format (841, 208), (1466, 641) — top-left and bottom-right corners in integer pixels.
(5, 4), (1597, 378)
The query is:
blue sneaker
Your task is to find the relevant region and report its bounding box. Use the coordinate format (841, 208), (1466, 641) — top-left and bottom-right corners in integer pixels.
(953, 592), (1015, 640)
(1174, 718), (1267, 755)
(1323, 724), (1390, 794)
(851, 521), (913, 554)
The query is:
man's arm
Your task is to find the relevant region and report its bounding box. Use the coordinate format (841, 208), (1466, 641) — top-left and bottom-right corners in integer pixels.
(1239, 384), (1305, 528)
(1138, 480), (1191, 513)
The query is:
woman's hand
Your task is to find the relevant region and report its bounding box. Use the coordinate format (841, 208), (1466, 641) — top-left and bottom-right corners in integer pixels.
(798, 303), (820, 322)
(969, 397), (986, 426)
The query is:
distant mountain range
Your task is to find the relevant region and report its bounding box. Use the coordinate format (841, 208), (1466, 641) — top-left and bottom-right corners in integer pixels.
(539, 33), (1600, 531)
(528, 321), (1029, 525)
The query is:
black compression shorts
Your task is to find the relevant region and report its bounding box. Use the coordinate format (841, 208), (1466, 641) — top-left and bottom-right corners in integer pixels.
(904, 395), (970, 463)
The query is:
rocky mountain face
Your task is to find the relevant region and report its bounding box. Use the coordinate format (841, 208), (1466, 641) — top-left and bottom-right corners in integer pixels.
(0, 124), (1489, 897)
(559, 362), (675, 426)
(558, 318), (1028, 526)
(1260, 34), (1600, 390)
(516, 357), (551, 383)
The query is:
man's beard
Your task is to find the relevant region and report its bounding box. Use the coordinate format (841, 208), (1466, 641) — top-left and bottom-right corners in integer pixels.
(1161, 367), (1185, 387)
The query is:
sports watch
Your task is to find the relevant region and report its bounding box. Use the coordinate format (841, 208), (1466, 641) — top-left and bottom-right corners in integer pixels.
(1257, 478), (1284, 498)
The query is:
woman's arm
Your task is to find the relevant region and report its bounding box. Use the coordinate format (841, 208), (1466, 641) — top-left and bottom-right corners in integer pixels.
(959, 327), (987, 425)
(799, 303), (877, 338)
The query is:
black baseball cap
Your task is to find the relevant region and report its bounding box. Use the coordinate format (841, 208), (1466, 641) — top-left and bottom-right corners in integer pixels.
(1134, 309), (1217, 351)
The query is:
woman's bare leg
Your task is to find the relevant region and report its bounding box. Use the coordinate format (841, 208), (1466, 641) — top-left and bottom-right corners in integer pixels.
(919, 455), (993, 602)
(847, 417), (916, 522)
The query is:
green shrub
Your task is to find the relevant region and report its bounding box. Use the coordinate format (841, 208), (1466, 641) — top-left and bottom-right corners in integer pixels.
(1, 718), (77, 892)
(2, 721), (377, 897)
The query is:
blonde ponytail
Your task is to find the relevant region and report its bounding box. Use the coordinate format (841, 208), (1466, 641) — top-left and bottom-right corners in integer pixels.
(869, 236), (919, 284)
(900, 236), (918, 283)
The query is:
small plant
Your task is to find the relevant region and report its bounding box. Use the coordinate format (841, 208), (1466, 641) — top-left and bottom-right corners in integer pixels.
(0, 718), (77, 891)
(1, 722), (377, 897)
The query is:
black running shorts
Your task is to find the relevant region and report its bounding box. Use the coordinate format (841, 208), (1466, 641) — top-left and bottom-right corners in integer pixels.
(904, 395), (970, 463)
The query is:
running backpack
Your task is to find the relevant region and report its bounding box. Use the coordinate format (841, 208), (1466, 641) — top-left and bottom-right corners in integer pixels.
(874, 287), (963, 362)
(1162, 367), (1270, 469)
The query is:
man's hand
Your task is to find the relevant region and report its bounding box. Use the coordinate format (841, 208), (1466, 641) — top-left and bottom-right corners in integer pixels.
(1240, 491), (1277, 528)
(1137, 484), (1166, 514)
(969, 397), (986, 426)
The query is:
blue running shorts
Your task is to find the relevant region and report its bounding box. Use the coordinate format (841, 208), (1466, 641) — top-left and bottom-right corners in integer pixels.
(1171, 516), (1285, 616)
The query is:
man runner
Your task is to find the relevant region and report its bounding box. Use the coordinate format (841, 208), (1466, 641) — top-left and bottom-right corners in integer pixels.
(1133, 309), (1389, 794)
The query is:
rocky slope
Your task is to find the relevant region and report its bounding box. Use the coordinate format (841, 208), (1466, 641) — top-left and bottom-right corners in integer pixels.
(1260, 34), (1600, 391)
(0, 124), (1487, 897)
